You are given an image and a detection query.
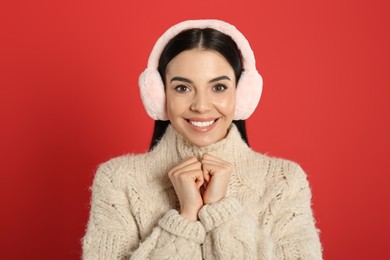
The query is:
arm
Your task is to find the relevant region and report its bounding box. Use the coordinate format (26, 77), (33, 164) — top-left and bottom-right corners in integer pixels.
(82, 161), (205, 260)
(198, 196), (260, 260)
(198, 153), (260, 259)
(198, 162), (322, 260)
(268, 163), (322, 259)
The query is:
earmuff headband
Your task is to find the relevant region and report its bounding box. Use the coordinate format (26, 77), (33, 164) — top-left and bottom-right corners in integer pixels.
(139, 19), (263, 120)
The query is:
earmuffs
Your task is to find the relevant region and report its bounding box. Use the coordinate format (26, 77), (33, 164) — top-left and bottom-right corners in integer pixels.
(139, 19), (263, 120)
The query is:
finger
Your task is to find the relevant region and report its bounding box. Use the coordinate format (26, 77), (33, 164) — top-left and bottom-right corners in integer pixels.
(202, 157), (229, 167)
(202, 162), (223, 175)
(203, 166), (212, 183)
(202, 161), (221, 167)
(202, 153), (225, 163)
(168, 157), (200, 177)
(195, 174), (204, 189)
(202, 159), (233, 172)
(178, 169), (204, 189)
(173, 169), (204, 182)
(171, 161), (202, 177)
(180, 156), (200, 168)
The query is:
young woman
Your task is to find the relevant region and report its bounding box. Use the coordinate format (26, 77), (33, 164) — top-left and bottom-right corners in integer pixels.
(83, 19), (322, 259)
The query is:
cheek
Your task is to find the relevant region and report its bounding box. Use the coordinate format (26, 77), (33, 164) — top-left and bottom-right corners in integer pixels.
(214, 94), (236, 116)
(166, 96), (186, 118)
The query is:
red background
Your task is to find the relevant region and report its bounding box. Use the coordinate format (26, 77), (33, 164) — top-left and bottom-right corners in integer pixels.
(1, 0), (389, 259)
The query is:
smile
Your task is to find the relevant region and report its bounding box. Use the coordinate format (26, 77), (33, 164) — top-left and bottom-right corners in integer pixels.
(189, 120), (215, 127)
(185, 118), (219, 132)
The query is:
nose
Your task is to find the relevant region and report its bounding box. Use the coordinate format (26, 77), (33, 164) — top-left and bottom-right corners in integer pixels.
(190, 91), (211, 113)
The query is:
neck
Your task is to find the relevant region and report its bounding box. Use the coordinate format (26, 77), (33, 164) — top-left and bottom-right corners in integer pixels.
(154, 124), (250, 162)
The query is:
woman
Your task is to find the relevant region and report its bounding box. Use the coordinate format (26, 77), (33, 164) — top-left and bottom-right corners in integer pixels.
(83, 19), (322, 259)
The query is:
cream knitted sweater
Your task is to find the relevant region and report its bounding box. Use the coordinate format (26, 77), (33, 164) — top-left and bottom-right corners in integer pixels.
(82, 124), (322, 259)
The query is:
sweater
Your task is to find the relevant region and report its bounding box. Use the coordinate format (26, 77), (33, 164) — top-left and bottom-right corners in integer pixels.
(82, 124), (322, 259)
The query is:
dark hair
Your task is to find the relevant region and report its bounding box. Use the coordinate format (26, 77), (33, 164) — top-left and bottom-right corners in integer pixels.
(150, 28), (249, 150)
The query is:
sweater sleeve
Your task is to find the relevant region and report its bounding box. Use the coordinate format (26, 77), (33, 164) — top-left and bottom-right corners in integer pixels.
(268, 163), (322, 259)
(198, 196), (260, 259)
(82, 161), (205, 260)
(198, 163), (322, 260)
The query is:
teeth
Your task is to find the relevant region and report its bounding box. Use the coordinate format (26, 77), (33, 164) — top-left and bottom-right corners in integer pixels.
(190, 120), (215, 127)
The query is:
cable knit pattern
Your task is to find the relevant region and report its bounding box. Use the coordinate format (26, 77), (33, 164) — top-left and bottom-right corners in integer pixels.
(159, 210), (206, 244)
(198, 197), (243, 232)
(82, 124), (322, 259)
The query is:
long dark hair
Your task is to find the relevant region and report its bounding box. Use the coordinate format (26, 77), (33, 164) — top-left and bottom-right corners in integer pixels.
(149, 28), (249, 150)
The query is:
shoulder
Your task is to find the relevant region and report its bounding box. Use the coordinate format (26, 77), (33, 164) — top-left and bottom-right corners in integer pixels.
(267, 153), (308, 182)
(254, 150), (306, 175)
(262, 154), (312, 201)
(241, 150), (310, 191)
(92, 151), (158, 191)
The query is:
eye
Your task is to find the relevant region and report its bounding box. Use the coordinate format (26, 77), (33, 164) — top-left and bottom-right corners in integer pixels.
(174, 85), (191, 93)
(212, 84), (228, 92)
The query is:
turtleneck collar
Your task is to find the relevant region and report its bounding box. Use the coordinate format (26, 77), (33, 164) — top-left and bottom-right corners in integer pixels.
(158, 123), (250, 163)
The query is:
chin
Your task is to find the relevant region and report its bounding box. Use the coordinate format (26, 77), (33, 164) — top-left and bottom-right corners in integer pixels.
(171, 118), (231, 147)
(183, 133), (222, 147)
(189, 139), (214, 147)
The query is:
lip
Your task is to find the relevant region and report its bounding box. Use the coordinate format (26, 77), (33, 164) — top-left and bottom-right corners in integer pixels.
(185, 117), (219, 133)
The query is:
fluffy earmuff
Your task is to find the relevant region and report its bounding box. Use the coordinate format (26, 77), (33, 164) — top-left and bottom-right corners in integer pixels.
(139, 19), (263, 120)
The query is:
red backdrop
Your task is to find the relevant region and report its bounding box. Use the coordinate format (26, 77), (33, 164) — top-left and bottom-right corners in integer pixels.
(1, 0), (389, 259)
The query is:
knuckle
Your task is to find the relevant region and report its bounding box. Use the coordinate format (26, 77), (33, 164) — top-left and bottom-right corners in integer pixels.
(224, 162), (233, 169)
(187, 156), (197, 162)
(178, 172), (189, 181)
(168, 170), (180, 179)
(172, 171), (181, 178)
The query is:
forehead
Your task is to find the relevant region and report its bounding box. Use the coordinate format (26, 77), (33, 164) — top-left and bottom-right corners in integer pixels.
(165, 49), (235, 79)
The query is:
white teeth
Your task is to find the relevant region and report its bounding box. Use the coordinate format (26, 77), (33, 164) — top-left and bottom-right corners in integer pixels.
(190, 120), (215, 127)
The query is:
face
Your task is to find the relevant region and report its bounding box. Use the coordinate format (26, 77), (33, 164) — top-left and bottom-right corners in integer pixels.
(165, 49), (236, 147)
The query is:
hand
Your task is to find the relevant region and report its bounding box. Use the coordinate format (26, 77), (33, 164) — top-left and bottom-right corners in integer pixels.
(201, 153), (233, 205)
(168, 157), (204, 221)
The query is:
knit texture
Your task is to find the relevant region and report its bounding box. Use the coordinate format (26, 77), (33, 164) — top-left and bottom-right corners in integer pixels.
(82, 125), (322, 259)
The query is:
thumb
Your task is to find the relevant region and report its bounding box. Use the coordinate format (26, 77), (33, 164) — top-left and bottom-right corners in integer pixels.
(203, 168), (211, 183)
(195, 173), (204, 189)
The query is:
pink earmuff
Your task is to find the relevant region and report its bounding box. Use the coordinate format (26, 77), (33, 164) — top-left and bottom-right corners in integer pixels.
(139, 19), (263, 120)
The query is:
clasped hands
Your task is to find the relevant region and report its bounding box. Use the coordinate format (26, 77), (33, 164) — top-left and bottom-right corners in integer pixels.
(168, 153), (233, 221)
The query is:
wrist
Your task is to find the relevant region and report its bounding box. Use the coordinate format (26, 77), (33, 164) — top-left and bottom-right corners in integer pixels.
(180, 207), (199, 221)
(180, 212), (198, 221)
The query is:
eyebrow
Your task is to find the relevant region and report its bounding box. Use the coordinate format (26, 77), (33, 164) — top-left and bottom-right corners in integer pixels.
(169, 75), (231, 84)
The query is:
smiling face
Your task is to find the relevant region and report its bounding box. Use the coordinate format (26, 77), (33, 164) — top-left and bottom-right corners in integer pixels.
(165, 49), (236, 147)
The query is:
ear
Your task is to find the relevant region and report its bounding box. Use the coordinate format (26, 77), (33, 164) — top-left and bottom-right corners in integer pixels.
(139, 68), (168, 120)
